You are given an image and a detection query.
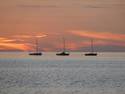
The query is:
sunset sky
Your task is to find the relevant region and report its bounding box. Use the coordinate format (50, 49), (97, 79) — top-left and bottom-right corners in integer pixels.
(0, 0), (125, 52)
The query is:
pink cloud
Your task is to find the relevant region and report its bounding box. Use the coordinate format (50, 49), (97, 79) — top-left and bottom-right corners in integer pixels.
(69, 30), (125, 41)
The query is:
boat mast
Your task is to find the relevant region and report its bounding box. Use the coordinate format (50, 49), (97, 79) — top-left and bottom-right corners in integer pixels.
(35, 38), (39, 52)
(91, 39), (94, 53)
(63, 37), (66, 52)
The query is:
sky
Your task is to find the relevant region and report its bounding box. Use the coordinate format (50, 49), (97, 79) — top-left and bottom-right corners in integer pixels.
(0, 0), (125, 52)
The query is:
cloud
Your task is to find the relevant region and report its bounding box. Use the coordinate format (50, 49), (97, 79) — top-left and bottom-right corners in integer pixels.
(0, 43), (30, 51)
(35, 35), (47, 38)
(18, 4), (106, 9)
(69, 30), (125, 41)
(18, 4), (58, 8)
(0, 37), (30, 51)
(14, 35), (31, 38)
(14, 34), (47, 38)
(0, 33), (48, 51)
(0, 37), (16, 43)
(82, 5), (108, 8)
(17, 1), (125, 10)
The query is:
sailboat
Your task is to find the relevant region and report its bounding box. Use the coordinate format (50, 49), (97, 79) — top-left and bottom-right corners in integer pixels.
(29, 38), (42, 56)
(56, 37), (70, 56)
(85, 39), (97, 56)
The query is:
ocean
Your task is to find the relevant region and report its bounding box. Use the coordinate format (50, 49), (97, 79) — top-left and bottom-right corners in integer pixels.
(0, 52), (125, 94)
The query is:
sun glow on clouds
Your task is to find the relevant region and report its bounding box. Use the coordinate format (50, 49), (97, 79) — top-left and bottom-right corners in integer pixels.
(70, 30), (125, 41)
(0, 33), (48, 51)
(0, 43), (30, 51)
(14, 34), (47, 39)
(0, 38), (15, 42)
(65, 30), (125, 51)
(35, 35), (47, 38)
(66, 40), (125, 51)
(0, 31), (125, 51)
(0, 37), (30, 51)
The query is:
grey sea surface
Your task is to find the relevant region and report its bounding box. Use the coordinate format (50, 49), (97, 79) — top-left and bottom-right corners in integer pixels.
(0, 52), (125, 94)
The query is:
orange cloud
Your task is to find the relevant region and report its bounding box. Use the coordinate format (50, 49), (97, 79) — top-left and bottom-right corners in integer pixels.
(0, 33), (48, 51)
(35, 35), (47, 38)
(69, 30), (125, 41)
(0, 37), (16, 43)
(14, 35), (31, 38)
(0, 37), (30, 51)
(0, 43), (30, 51)
(14, 34), (47, 39)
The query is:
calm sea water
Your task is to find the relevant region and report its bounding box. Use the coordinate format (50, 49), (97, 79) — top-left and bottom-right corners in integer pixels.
(0, 52), (125, 94)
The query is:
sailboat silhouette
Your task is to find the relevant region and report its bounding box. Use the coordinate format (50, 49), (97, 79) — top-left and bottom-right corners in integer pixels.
(29, 38), (42, 56)
(56, 37), (70, 56)
(85, 39), (97, 56)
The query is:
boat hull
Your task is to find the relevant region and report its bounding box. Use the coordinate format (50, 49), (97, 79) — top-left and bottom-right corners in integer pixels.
(29, 52), (42, 56)
(85, 53), (97, 56)
(56, 52), (70, 56)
